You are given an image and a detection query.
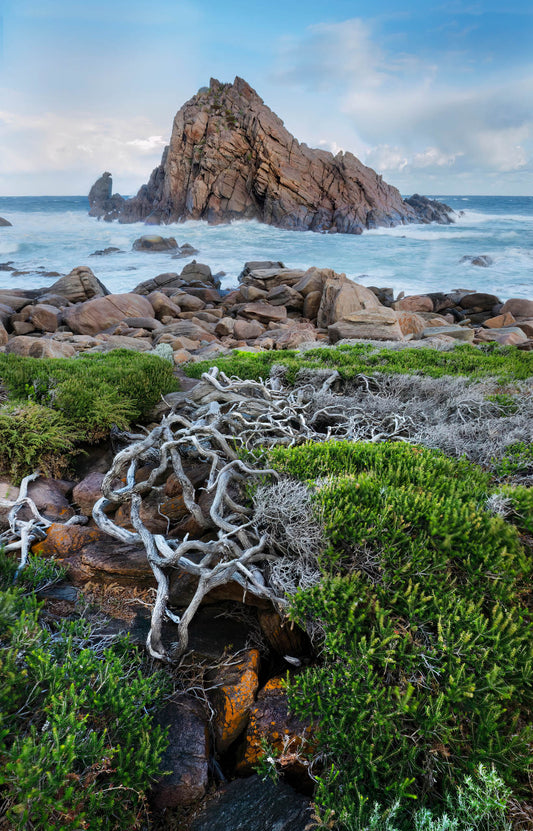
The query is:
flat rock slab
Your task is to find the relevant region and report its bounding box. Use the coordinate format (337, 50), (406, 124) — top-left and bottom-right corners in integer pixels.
(189, 775), (311, 831)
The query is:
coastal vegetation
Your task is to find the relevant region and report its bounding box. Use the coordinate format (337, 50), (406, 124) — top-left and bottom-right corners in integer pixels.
(0, 350), (178, 479)
(0, 340), (531, 829)
(0, 549), (169, 830)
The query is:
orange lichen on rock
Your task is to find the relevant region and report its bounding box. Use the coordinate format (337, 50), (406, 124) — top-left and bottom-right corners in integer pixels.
(31, 523), (104, 558)
(236, 675), (314, 776)
(210, 648), (260, 754)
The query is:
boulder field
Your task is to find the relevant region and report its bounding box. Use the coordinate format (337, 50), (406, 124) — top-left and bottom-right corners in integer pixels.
(0, 259), (532, 362)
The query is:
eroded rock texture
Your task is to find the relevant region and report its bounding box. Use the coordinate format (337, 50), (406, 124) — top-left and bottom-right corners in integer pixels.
(103, 77), (453, 232)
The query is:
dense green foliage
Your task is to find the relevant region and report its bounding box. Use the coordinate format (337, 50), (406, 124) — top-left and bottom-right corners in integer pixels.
(266, 442), (532, 828)
(0, 403), (83, 480)
(185, 342), (533, 384)
(0, 350), (179, 479)
(0, 550), (169, 830)
(494, 442), (533, 479)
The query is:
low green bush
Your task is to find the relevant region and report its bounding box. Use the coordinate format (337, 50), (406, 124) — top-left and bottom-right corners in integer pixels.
(0, 350), (179, 439)
(0, 402), (83, 481)
(185, 342), (533, 384)
(265, 442), (532, 828)
(0, 550), (170, 830)
(494, 442), (533, 479)
(0, 350), (179, 478)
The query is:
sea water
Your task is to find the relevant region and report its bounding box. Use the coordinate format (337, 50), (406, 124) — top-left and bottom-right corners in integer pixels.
(0, 195), (531, 300)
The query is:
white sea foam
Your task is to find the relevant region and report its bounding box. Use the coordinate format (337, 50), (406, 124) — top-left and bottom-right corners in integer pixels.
(0, 195), (531, 299)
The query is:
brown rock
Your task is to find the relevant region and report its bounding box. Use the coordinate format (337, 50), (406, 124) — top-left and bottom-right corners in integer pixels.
(151, 697), (209, 808)
(317, 271), (380, 328)
(32, 523), (104, 559)
(421, 325), (474, 342)
(12, 321), (36, 335)
(515, 319), (533, 338)
(272, 322), (318, 350)
(215, 316), (236, 337)
(173, 348), (193, 364)
(237, 677), (314, 781)
(293, 268), (326, 297)
(395, 311), (426, 338)
(30, 304), (63, 332)
(156, 320), (218, 342)
(45, 266), (109, 303)
(234, 318), (266, 340)
(302, 290), (322, 321)
(0, 321), (8, 345)
(209, 649), (260, 753)
(94, 334), (153, 352)
(22, 478), (74, 523)
(258, 609), (310, 658)
(4, 335), (39, 356)
(147, 290), (182, 319)
(239, 285), (268, 302)
(28, 339), (76, 358)
(0, 294), (33, 312)
(266, 284), (304, 310)
(474, 327), (527, 346)
(241, 302), (288, 324)
(116, 77), (431, 234)
(72, 472), (105, 517)
(63, 293), (154, 335)
(459, 292), (500, 312)
(132, 234), (178, 252)
(329, 307), (404, 342)
(395, 295), (433, 313)
(170, 291), (205, 312)
(80, 542), (153, 582)
(500, 297), (533, 319)
(484, 312), (517, 329)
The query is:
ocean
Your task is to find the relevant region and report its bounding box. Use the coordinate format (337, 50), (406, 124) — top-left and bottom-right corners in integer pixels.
(0, 195), (531, 301)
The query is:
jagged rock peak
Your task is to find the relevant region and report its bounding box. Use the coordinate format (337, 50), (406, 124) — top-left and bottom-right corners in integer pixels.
(95, 77), (454, 233)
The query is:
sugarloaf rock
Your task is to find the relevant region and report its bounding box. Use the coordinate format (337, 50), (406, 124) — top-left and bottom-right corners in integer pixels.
(91, 77), (453, 234)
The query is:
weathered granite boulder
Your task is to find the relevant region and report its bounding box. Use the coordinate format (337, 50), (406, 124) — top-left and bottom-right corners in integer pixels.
(132, 235), (178, 252)
(329, 308), (404, 342)
(28, 339), (76, 359)
(63, 293), (154, 335)
(43, 267), (109, 304)
(500, 298), (533, 319)
(112, 78), (451, 232)
(459, 292), (500, 311)
(0, 321), (8, 345)
(30, 304), (62, 332)
(317, 271), (380, 328)
(395, 294), (434, 313)
(209, 648), (260, 753)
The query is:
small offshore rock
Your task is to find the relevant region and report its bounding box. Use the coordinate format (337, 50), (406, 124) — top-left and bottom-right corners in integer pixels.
(460, 254), (493, 267)
(90, 246), (122, 256)
(132, 234), (179, 252)
(0, 217), (12, 227)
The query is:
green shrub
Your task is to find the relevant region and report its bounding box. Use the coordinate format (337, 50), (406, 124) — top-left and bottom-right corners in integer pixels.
(184, 342), (533, 384)
(0, 349), (179, 438)
(0, 350), (179, 476)
(0, 402), (83, 481)
(0, 550), (170, 830)
(494, 442), (533, 479)
(265, 442), (532, 827)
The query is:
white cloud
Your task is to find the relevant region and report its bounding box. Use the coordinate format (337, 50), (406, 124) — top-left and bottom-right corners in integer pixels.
(274, 17), (533, 185)
(0, 109), (168, 189)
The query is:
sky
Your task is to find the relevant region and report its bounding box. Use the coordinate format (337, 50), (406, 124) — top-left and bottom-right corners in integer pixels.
(0, 0), (531, 196)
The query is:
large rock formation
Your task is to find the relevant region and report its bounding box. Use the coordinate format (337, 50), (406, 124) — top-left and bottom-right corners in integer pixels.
(91, 77), (453, 233)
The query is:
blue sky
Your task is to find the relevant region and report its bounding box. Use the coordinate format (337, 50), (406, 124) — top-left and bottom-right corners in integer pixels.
(0, 0), (531, 195)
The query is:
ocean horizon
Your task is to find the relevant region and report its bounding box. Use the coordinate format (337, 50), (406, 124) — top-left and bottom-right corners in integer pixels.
(0, 194), (532, 301)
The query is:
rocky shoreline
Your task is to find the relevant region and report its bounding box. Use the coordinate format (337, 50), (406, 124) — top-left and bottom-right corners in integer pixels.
(0, 248), (532, 363)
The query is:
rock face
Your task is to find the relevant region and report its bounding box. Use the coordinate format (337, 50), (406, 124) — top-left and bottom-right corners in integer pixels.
(0, 217), (12, 227)
(101, 77), (453, 233)
(88, 172), (125, 221)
